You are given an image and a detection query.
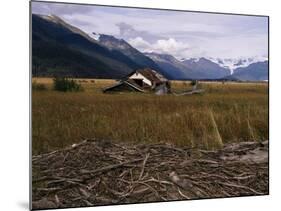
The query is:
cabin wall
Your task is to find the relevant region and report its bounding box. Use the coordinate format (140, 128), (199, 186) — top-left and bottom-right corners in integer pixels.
(129, 73), (152, 86)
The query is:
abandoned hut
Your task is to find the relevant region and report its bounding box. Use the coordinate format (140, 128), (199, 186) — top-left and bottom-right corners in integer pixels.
(103, 68), (171, 94)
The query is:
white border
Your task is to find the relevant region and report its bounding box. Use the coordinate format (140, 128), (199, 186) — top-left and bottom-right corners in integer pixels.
(0, 0), (280, 210)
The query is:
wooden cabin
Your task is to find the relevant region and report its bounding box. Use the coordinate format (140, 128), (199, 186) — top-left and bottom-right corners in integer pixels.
(103, 68), (170, 94)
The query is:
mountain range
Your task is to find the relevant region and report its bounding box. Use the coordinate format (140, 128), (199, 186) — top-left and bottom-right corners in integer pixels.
(32, 14), (268, 81)
(32, 14), (163, 78)
(231, 61), (268, 81)
(206, 57), (268, 74)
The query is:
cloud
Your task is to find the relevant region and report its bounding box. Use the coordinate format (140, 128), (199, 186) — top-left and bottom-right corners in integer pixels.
(31, 1), (268, 59)
(153, 38), (190, 54)
(116, 22), (163, 42)
(128, 37), (192, 59)
(128, 37), (151, 51)
(116, 22), (136, 37)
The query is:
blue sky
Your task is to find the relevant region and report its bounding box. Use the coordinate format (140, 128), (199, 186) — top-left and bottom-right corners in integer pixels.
(32, 1), (268, 60)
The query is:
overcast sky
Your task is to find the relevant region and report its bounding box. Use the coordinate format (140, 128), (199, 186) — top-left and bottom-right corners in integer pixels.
(32, 1), (268, 60)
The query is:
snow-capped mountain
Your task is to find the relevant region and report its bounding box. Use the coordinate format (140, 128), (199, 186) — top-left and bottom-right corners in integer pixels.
(206, 56), (268, 74)
(156, 55), (268, 81)
(181, 57), (230, 79)
(147, 53), (230, 79)
(231, 61), (268, 81)
(180, 56), (268, 74)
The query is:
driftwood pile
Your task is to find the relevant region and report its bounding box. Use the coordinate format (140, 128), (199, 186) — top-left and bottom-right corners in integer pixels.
(32, 140), (268, 209)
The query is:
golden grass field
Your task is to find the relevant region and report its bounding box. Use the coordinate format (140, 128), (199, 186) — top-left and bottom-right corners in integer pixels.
(32, 77), (268, 155)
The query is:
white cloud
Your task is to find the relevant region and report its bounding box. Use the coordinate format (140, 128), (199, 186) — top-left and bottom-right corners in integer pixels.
(128, 37), (151, 51)
(128, 37), (191, 58)
(154, 38), (190, 53)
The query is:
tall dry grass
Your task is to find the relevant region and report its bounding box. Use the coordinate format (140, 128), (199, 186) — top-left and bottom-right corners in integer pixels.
(32, 79), (268, 155)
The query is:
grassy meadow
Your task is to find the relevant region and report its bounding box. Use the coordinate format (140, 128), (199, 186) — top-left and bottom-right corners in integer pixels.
(32, 78), (268, 155)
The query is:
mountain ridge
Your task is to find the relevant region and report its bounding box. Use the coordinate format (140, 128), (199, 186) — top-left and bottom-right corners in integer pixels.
(32, 14), (146, 78)
(231, 61), (268, 81)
